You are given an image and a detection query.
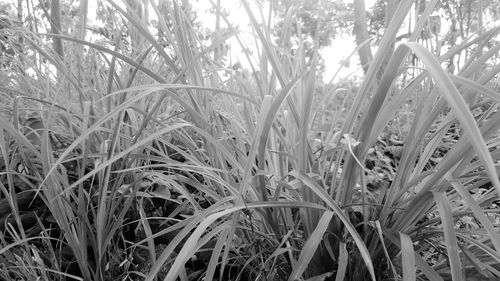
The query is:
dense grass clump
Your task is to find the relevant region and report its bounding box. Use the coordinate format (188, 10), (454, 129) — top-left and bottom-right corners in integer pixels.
(1, 0), (500, 280)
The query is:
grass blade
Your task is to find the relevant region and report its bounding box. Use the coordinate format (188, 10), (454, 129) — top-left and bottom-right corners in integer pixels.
(288, 210), (334, 281)
(334, 242), (348, 281)
(404, 42), (500, 199)
(400, 233), (416, 281)
(432, 191), (463, 281)
(290, 170), (376, 281)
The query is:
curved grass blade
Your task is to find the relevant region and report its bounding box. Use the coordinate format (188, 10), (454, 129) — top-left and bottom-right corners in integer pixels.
(162, 206), (244, 281)
(290, 170), (376, 281)
(375, 221), (398, 280)
(145, 198), (233, 281)
(107, 0), (180, 76)
(400, 233), (416, 281)
(382, 228), (444, 281)
(446, 174), (500, 254)
(334, 242), (348, 281)
(432, 191), (463, 281)
(404, 42), (500, 199)
(288, 210), (334, 281)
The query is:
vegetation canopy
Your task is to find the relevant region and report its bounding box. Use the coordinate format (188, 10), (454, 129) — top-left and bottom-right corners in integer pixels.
(0, 0), (499, 280)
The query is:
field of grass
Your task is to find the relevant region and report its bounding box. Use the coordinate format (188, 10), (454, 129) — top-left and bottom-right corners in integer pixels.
(1, 0), (500, 280)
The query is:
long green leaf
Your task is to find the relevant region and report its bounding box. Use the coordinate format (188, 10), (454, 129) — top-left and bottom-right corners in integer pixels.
(404, 42), (500, 199)
(290, 170), (376, 281)
(400, 233), (416, 281)
(432, 191), (463, 281)
(382, 228), (444, 281)
(446, 174), (500, 253)
(288, 210), (333, 281)
(107, 0), (180, 75)
(334, 242), (348, 281)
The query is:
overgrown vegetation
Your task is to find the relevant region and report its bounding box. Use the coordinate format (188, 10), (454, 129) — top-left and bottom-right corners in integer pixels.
(1, 0), (500, 280)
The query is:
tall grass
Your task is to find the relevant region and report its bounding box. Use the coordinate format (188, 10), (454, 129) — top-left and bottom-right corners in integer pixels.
(1, 0), (499, 281)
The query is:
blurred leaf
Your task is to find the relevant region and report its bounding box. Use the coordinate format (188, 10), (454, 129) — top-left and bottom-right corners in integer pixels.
(334, 242), (348, 281)
(400, 233), (416, 281)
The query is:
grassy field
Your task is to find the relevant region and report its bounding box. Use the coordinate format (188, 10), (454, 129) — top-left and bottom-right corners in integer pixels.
(1, 0), (500, 280)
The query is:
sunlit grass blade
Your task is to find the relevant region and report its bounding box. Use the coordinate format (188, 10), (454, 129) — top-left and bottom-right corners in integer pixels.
(432, 191), (463, 281)
(405, 42), (500, 198)
(446, 174), (500, 254)
(241, 76), (301, 199)
(240, 0), (302, 125)
(43, 34), (168, 83)
(204, 227), (229, 281)
(107, 0), (180, 76)
(290, 170), (376, 281)
(0, 116), (41, 159)
(66, 122), (191, 190)
(145, 198), (232, 281)
(375, 221), (398, 279)
(440, 26), (500, 63)
(450, 75), (500, 102)
(343, 0), (414, 135)
(456, 234), (500, 262)
(400, 233), (416, 281)
(460, 44), (500, 79)
(334, 242), (348, 281)
(288, 210), (333, 281)
(163, 206), (242, 281)
(383, 228), (445, 281)
(459, 243), (493, 280)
